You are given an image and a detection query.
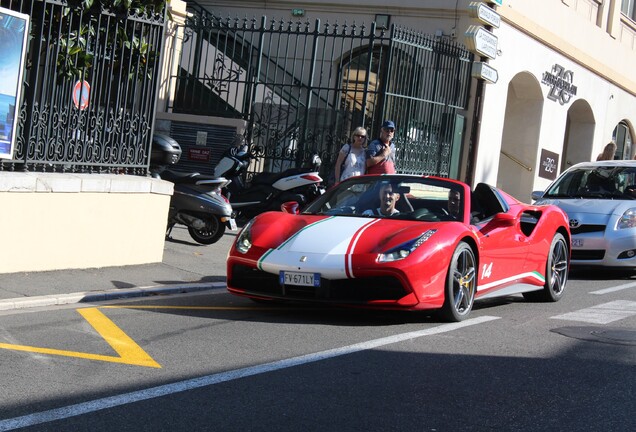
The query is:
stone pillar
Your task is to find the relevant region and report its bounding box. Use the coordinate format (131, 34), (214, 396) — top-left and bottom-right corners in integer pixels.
(156, 0), (188, 115)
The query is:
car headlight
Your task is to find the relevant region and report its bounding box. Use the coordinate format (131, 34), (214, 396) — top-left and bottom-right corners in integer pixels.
(378, 230), (437, 263)
(617, 208), (636, 229)
(235, 220), (255, 253)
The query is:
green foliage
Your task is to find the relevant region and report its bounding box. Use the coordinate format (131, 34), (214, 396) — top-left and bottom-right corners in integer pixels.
(54, 0), (167, 81)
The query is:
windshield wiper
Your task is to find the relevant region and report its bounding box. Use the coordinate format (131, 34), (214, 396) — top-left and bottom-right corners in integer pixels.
(542, 194), (572, 198)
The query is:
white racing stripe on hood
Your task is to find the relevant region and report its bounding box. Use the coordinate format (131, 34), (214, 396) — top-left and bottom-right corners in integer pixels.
(278, 217), (373, 253)
(258, 217), (375, 279)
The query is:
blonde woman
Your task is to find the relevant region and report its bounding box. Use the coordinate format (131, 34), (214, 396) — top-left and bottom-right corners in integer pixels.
(596, 141), (617, 161)
(334, 127), (368, 182)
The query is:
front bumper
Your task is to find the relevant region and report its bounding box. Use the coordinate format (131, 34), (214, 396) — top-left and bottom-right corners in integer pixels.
(570, 228), (636, 267)
(229, 263), (409, 303)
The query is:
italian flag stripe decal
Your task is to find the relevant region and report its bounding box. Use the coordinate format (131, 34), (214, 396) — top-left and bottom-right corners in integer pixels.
(256, 217), (335, 271)
(345, 219), (380, 278)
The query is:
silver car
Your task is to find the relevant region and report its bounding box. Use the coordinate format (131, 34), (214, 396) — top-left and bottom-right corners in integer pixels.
(533, 160), (636, 268)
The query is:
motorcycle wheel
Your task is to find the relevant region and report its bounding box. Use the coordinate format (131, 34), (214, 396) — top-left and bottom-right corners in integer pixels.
(187, 216), (226, 245)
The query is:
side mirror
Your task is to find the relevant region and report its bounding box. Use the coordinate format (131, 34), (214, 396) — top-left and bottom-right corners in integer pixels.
(281, 201), (300, 214)
(531, 191), (544, 201)
(492, 212), (517, 226)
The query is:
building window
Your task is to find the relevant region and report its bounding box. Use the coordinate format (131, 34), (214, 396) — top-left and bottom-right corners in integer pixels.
(613, 121), (633, 159)
(622, 0), (636, 20)
(375, 14), (390, 30)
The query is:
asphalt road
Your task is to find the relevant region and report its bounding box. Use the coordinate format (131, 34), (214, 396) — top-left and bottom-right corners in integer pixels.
(0, 229), (634, 431)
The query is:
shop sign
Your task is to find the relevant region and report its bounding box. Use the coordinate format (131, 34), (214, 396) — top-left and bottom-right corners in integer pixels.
(541, 64), (578, 105)
(465, 25), (498, 59)
(539, 149), (559, 180)
(472, 62), (498, 84)
(188, 147), (211, 162)
(468, 2), (501, 28)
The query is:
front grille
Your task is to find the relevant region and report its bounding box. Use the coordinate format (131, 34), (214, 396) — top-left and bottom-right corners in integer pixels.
(230, 264), (408, 302)
(570, 224), (605, 235)
(571, 249), (605, 260)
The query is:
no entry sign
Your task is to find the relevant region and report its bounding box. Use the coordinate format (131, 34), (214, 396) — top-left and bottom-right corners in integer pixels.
(72, 80), (90, 110)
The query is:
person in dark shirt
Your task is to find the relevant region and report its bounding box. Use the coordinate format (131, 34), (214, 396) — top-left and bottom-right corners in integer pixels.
(366, 120), (396, 174)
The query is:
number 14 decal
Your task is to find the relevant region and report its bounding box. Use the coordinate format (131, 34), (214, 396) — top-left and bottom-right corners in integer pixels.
(482, 262), (493, 279)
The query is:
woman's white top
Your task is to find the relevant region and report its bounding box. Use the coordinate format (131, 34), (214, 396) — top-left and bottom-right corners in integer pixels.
(340, 144), (367, 180)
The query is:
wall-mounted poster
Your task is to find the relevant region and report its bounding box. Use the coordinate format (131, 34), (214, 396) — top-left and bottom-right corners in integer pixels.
(0, 7), (29, 160)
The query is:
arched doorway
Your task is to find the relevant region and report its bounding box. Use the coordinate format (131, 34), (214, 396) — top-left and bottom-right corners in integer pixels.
(496, 72), (544, 202)
(561, 99), (595, 171)
(612, 121), (634, 159)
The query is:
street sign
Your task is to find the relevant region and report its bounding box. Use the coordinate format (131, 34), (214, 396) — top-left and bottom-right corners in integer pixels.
(472, 62), (498, 84)
(72, 80), (90, 110)
(465, 25), (498, 59)
(468, 2), (501, 28)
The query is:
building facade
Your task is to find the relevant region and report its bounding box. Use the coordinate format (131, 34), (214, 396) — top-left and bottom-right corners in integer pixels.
(189, 0), (636, 202)
(481, 0), (636, 201)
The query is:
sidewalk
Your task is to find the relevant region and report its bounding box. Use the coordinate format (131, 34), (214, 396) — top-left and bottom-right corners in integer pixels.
(0, 226), (236, 311)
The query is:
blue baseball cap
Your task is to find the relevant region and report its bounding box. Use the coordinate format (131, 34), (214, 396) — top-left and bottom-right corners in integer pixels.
(381, 120), (396, 129)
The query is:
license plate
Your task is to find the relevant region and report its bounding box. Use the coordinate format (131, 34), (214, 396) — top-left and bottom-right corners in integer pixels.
(572, 238), (584, 248)
(228, 218), (237, 231)
(279, 271), (321, 287)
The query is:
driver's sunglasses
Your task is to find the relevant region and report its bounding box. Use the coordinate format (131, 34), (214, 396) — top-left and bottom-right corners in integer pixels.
(354, 134), (367, 138)
(383, 128), (395, 132)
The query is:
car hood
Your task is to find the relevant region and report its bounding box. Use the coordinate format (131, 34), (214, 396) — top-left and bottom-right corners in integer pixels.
(536, 198), (636, 223)
(250, 212), (454, 278)
(253, 213), (445, 253)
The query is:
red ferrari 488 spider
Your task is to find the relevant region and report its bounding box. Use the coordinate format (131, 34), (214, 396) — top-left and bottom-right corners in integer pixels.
(227, 175), (571, 321)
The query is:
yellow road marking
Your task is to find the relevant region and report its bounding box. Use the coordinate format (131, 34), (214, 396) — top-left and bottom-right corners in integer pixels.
(0, 304), (331, 368)
(102, 305), (300, 310)
(0, 308), (160, 368)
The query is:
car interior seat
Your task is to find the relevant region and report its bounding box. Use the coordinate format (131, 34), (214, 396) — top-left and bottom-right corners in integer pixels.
(470, 192), (485, 223)
(471, 183), (506, 222)
(395, 186), (414, 213)
(625, 184), (636, 198)
(585, 172), (616, 193)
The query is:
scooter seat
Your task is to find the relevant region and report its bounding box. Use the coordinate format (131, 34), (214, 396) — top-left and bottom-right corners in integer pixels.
(251, 168), (311, 185)
(250, 172), (280, 185)
(161, 170), (228, 187)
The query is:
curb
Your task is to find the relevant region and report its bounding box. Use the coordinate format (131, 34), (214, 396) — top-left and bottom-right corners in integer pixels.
(0, 282), (226, 311)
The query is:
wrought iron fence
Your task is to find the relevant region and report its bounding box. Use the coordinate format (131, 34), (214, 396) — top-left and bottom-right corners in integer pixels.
(169, 3), (473, 181)
(0, 0), (166, 174)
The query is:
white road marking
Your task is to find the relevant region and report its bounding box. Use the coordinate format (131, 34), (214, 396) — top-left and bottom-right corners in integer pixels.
(590, 281), (636, 295)
(0, 315), (499, 431)
(551, 300), (636, 324)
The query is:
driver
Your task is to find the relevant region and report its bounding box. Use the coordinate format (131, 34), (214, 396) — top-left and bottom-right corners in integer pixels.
(448, 190), (462, 219)
(362, 183), (401, 216)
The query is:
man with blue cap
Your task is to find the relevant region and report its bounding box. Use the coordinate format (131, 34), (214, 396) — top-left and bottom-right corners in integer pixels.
(366, 120), (396, 174)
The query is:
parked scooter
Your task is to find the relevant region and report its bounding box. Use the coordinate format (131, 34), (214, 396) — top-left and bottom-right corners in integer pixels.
(213, 144), (325, 221)
(151, 134), (236, 245)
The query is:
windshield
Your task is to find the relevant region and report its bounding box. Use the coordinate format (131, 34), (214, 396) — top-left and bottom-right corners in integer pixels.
(543, 166), (636, 200)
(303, 176), (464, 222)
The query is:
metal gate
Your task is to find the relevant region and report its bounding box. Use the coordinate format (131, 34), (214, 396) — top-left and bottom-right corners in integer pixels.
(169, 3), (473, 180)
(0, 0), (166, 174)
